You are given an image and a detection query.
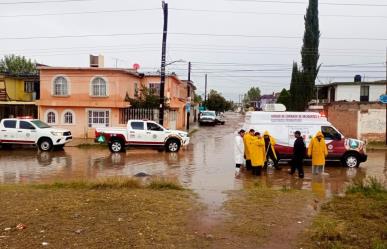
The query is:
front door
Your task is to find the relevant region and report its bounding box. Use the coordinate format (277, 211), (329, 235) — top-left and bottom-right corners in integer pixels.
(17, 120), (37, 144)
(145, 121), (165, 145)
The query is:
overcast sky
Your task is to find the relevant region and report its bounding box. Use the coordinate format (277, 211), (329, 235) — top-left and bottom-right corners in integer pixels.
(0, 0), (386, 100)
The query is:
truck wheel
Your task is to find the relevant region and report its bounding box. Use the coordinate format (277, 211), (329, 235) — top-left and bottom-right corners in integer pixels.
(342, 154), (360, 168)
(38, 138), (53, 152)
(165, 139), (181, 153)
(109, 139), (125, 153)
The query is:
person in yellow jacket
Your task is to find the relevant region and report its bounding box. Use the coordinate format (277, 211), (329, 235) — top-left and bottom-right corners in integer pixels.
(308, 131), (328, 175)
(243, 129), (255, 171)
(250, 132), (266, 176)
(263, 131), (281, 170)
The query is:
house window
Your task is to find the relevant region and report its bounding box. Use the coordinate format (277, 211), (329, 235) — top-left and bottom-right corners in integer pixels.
(47, 112), (56, 124)
(53, 76), (68, 96)
(88, 110), (110, 128)
(24, 81), (34, 93)
(91, 77), (107, 97)
(63, 111), (74, 124)
(149, 83), (160, 95)
(360, 85), (369, 102)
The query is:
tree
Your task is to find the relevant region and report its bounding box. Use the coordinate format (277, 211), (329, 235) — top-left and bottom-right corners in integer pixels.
(0, 54), (37, 75)
(276, 88), (291, 110)
(126, 84), (162, 108)
(243, 87), (261, 107)
(193, 93), (203, 104)
(289, 62), (306, 111)
(301, 0), (320, 103)
(203, 89), (232, 112)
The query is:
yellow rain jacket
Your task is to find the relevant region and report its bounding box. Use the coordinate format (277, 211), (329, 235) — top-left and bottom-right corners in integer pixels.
(250, 136), (266, 167)
(308, 131), (328, 166)
(264, 131), (277, 160)
(243, 133), (253, 160)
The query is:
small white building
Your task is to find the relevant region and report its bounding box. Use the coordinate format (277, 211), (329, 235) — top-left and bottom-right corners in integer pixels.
(317, 80), (386, 103)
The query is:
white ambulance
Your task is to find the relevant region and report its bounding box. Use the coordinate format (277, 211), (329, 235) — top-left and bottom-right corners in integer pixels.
(242, 111), (367, 168)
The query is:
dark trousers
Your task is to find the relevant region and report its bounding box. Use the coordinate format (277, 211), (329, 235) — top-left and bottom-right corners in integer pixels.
(290, 158), (304, 178)
(236, 164), (241, 168)
(252, 167), (262, 176)
(246, 160), (252, 171)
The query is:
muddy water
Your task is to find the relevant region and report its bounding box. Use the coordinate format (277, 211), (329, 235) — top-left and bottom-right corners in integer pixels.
(1, 113), (386, 209)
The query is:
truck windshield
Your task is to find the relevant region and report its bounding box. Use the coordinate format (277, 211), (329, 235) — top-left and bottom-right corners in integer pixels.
(202, 111), (215, 117)
(321, 126), (341, 140)
(31, 120), (51, 128)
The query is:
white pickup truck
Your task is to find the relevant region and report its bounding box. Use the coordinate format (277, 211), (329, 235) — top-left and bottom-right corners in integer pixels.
(0, 118), (72, 151)
(95, 120), (190, 153)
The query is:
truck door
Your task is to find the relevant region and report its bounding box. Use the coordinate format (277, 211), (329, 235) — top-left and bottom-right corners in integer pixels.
(145, 122), (165, 145)
(128, 121), (147, 145)
(17, 120), (37, 144)
(0, 120), (18, 143)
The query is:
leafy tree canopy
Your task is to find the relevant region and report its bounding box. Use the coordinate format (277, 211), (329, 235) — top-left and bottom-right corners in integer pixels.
(203, 89), (233, 112)
(0, 54), (37, 75)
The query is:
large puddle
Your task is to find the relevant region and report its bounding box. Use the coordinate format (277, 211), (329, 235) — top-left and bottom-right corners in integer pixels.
(1, 113), (386, 210)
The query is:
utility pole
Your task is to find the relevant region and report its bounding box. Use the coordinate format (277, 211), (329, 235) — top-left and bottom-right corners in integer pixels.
(204, 74), (208, 107)
(186, 61), (191, 131)
(159, 0), (168, 126)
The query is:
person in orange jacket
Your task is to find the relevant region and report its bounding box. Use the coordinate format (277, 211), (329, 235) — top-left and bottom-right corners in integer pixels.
(243, 129), (255, 171)
(308, 131), (328, 175)
(250, 132), (266, 176)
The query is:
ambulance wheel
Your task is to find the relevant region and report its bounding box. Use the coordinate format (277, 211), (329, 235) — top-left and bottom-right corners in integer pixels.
(342, 154), (360, 168)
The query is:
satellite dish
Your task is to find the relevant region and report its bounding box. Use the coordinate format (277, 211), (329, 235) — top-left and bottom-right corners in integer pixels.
(133, 63), (140, 70)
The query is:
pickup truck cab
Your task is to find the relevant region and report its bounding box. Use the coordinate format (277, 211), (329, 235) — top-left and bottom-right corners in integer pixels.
(0, 118), (72, 151)
(199, 111), (217, 126)
(95, 120), (190, 153)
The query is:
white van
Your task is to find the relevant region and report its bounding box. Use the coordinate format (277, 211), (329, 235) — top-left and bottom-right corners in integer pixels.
(242, 112), (367, 168)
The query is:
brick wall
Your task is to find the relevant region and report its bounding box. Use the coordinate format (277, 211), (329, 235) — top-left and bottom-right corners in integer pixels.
(324, 102), (386, 142)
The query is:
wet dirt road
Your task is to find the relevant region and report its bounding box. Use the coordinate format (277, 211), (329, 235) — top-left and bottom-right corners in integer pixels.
(1, 113), (386, 208)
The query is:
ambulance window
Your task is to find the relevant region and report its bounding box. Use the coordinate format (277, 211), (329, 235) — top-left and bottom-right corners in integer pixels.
(321, 126), (341, 140)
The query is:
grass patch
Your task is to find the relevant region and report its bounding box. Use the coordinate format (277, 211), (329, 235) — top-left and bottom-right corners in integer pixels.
(148, 178), (183, 190)
(346, 177), (386, 196)
(0, 180), (204, 249)
(300, 178), (387, 249)
(34, 177), (142, 190)
(217, 182), (313, 247)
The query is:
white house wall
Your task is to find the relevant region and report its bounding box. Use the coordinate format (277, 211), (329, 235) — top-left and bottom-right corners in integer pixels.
(335, 85), (360, 101)
(369, 84), (385, 101)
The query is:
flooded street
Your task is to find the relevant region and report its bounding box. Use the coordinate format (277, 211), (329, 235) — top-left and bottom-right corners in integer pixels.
(1, 113), (386, 208)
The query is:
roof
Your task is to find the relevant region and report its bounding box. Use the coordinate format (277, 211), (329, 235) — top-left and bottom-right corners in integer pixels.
(317, 80), (387, 88)
(38, 66), (140, 77)
(182, 80), (197, 90)
(260, 94), (277, 100)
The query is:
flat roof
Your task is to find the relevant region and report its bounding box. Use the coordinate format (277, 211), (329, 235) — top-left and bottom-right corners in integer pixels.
(317, 80), (386, 88)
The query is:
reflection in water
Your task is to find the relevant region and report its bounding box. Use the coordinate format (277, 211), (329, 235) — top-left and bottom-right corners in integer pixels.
(0, 113), (386, 206)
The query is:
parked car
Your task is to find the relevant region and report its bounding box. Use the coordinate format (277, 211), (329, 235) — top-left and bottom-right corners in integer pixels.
(242, 111), (367, 168)
(95, 120), (190, 153)
(199, 111), (217, 126)
(0, 118), (72, 151)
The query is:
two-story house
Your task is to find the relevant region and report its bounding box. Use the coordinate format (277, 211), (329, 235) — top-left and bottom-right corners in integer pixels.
(37, 67), (140, 138)
(37, 65), (192, 138)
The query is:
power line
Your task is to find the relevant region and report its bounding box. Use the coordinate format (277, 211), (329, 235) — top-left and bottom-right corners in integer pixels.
(0, 8), (159, 18)
(170, 8), (387, 19)
(227, 0), (387, 7)
(0, 32), (385, 41)
(0, 0), (94, 5)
